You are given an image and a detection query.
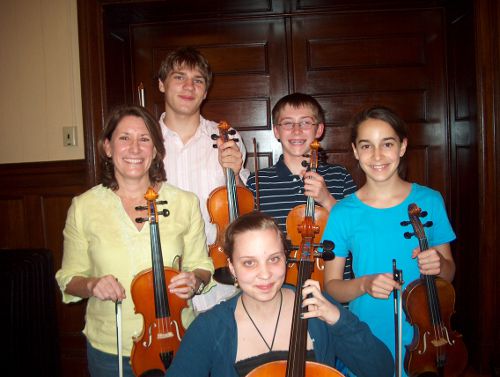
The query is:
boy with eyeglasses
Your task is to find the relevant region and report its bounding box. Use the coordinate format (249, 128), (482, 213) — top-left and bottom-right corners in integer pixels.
(246, 92), (356, 237)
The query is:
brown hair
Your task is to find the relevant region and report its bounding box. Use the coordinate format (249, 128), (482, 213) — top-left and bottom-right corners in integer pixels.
(272, 92), (326, 126)
(157, 47), (212, 89)
(97, 105), (166, 190)
(349, 106), (408, 144)
(223, 212), (288, 261)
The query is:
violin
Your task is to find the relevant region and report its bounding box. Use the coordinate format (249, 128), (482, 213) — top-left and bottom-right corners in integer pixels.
(246, 212), (340, 377)
(207, 121), (254, 284)
(401, 203), (467, 377)
(285, 140), (332, 289)
(130, 187), (188, 376)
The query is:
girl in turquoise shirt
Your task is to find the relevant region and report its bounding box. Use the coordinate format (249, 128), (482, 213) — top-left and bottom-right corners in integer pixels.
(322, 106), (457, 377)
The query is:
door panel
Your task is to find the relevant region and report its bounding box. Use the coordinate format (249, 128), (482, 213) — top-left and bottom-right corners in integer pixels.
(291, 10), (448, 193)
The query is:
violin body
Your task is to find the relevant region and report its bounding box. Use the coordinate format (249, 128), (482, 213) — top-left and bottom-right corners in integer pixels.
(285, 140), (329, 290)
(246, 360), (344, 377)
(130, 266), (188, 377)
(207, 121), (255, 285)
(402, 203), (468, 377)
(130, 187), (188, 376)
(403, 277), (467, 377)
(285, 203), (329, 289)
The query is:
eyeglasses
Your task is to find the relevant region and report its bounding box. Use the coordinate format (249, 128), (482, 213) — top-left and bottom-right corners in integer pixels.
(276, 119), (317, 130)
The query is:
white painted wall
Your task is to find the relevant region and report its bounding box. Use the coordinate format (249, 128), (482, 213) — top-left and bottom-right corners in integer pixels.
(0, 0), (84, 163)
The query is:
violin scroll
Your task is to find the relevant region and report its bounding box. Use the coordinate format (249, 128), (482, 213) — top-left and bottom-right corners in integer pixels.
(211, 120), (239, 147)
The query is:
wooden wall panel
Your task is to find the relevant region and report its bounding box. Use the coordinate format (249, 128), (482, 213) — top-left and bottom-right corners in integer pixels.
(291, 10), (448, 195)
(0, 160), (90, 377)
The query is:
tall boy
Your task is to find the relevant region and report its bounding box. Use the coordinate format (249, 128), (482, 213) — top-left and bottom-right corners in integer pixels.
(157, 47), (249, 310)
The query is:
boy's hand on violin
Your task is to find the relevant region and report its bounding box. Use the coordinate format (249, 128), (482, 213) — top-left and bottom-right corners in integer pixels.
(300, 279), (340, 325)
(302, 171), (337, 211)
(362, 273), (401, 299)
(169, 271), (197, 299)
(217, 138), (243, 178)
(88, 275), (126, 302)
(413, 247), (442, 276)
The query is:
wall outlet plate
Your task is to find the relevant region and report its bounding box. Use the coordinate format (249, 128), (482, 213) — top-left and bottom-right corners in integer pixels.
(63, 127), (77, 146)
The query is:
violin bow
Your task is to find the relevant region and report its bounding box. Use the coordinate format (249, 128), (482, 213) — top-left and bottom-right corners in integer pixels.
(393, 259), (403, 377)
(115, 300), (123, 377)
(138, 82), (145, 107)
(253, 138), (260, 211)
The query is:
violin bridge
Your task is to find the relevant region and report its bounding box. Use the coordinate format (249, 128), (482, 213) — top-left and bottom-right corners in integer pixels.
(157, 331), (174, 339)
(431, 338), (449, 347)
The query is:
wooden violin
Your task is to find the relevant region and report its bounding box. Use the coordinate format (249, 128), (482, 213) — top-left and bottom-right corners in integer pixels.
(207, 121), (254, 284)
(401, 203), (467, 377)
(246, 211), (341, 377)
(285, 140), (332, 289)
(130, 187), (188, 376)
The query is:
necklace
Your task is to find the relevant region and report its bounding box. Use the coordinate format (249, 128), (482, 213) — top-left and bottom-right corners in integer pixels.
(241, 289), (283, 352)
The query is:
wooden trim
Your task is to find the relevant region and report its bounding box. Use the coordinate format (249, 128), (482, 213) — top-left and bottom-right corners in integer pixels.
(474, 0), (500, 371)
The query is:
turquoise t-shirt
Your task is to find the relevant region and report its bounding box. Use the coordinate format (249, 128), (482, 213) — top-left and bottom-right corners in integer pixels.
(321, 183), (456, 376)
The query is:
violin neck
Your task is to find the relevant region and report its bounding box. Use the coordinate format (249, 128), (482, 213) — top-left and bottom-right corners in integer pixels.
(150, 222), (170, 318)
(417, 238), (444, 329)
(286, 240), (315, 377)
(304, 164), (317, 219)
(226, 168), (239, 221)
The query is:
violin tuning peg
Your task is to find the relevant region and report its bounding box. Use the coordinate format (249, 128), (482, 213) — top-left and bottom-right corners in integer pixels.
(160, 209), (170, 217)
(400, 220), (411, 226)
(210, 134), (219, 140)
(157, 200), (168, 205)
(135, 217), (147, 223)
(404, 232), (414, 239)
(322, 240), (335, 252)
(424, 221), (433, 227)
(212, 144), (218, 148)
(321, 250), (336, 261)
(135, 205), (147, 211)
(420, 211), (428, 217)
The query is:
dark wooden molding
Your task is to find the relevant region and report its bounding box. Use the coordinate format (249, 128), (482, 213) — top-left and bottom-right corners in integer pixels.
(0, 160), (89, 194)
(474, 0), (500, 371)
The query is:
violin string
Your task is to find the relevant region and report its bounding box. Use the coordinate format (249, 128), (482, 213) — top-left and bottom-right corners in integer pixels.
(421, 236), (444, 362)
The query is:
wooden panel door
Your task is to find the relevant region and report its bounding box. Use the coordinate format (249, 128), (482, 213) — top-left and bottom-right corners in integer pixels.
(291, 10), (448, 196)
(131, 18), (290, 170)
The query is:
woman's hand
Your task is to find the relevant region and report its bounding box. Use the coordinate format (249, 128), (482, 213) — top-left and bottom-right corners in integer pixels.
(300, 279), (340, 325)
(361, 273), (401, 299)
(87, 275), (126, 302)
(168, 271), (198, 299)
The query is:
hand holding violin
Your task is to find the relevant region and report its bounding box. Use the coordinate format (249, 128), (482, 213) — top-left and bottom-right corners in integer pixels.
(300, 279), (340, 325)
(216, 137), (244, 180)
(302, 170), (337, 211)
(168, 271), (198, 299)
(361, 272), (402, 299)
(411, 243), (456, 281)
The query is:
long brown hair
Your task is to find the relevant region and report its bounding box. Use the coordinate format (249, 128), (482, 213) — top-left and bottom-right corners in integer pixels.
(97, 105), (166, 190)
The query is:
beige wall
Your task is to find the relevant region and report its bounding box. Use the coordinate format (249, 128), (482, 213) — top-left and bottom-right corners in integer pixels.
(0, 0), (84, 163)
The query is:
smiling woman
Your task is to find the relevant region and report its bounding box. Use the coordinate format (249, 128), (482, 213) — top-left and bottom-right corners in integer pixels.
(55, 105), (214, 377)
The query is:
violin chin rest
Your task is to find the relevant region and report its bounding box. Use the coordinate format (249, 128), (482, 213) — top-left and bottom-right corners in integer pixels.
(138, 369), (164, 377)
